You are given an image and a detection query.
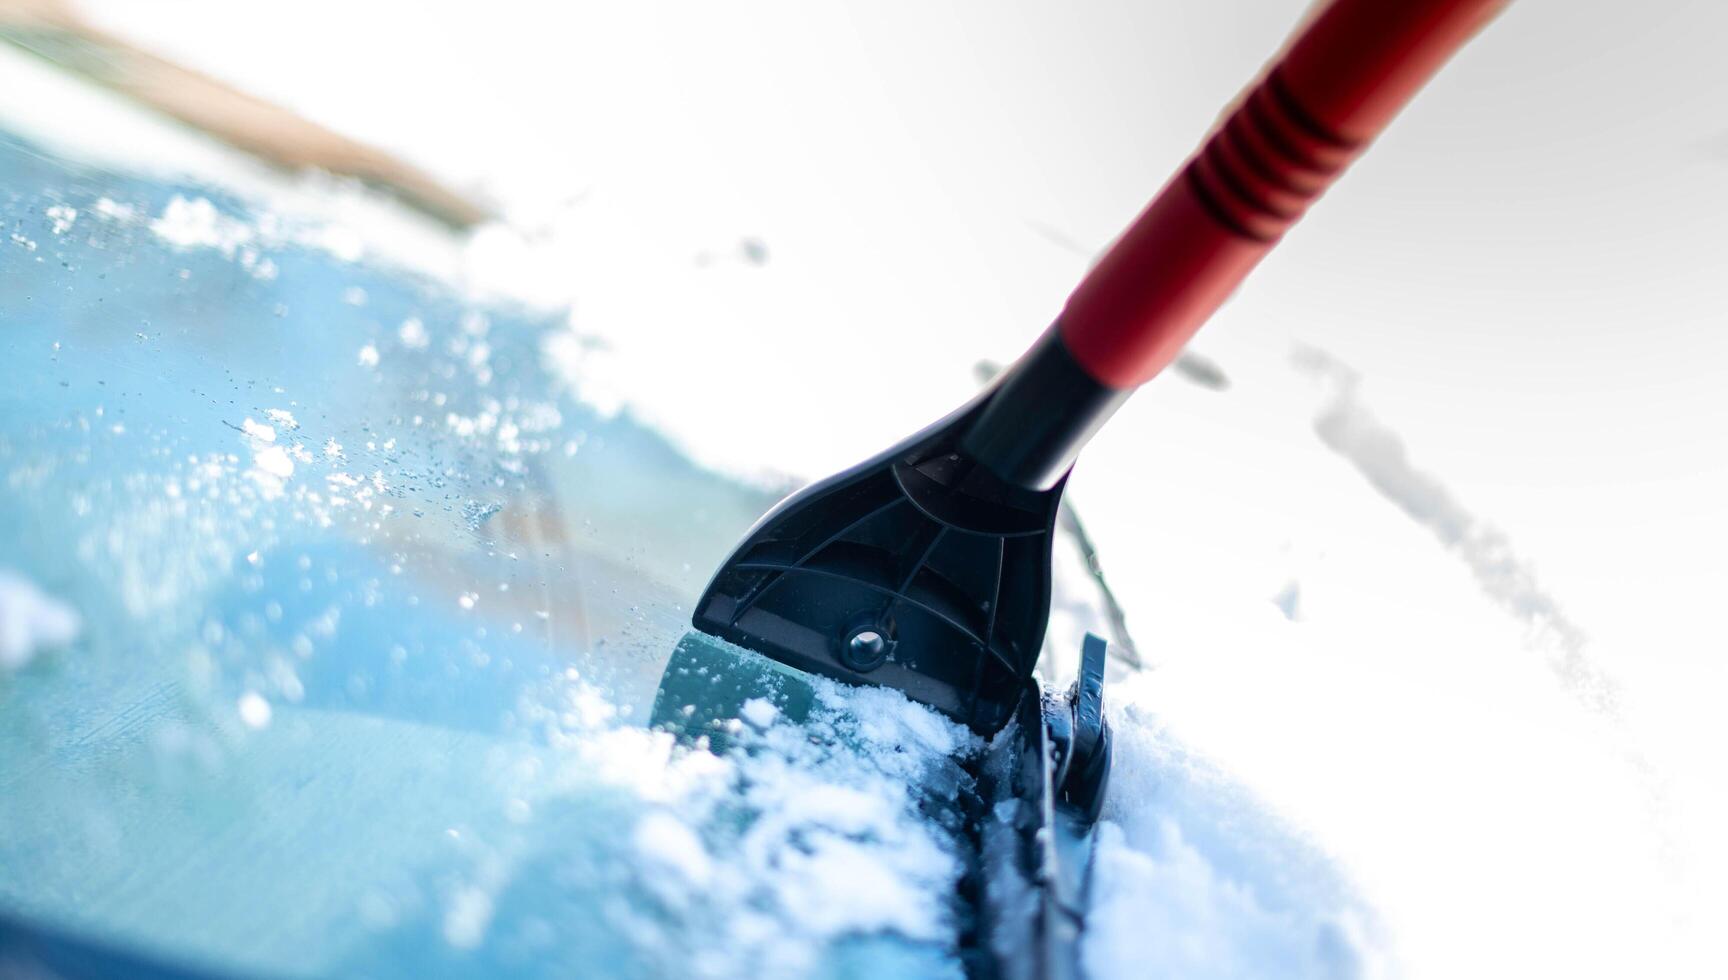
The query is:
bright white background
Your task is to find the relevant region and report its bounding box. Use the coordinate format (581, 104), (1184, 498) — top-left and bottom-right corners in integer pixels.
(26, 0), (1728, 974)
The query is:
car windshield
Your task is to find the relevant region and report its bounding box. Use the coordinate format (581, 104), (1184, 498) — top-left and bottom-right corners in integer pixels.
(0, 128), (990, 978)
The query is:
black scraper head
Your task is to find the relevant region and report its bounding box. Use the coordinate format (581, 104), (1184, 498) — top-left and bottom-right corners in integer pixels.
(691, 398), (1063, 734)
(690, 328), (1128, 735)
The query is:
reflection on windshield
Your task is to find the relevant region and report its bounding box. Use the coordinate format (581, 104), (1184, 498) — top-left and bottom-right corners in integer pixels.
(0, 131), (974, 978)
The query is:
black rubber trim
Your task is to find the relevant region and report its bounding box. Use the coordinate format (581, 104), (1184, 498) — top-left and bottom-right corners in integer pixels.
(959, 325), (1130, 491)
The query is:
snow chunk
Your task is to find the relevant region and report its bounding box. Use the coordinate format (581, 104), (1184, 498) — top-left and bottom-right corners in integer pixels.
(45, 204), (77, 235)
(0, 570), (81, 669)
(738, 697), (778, 729)
(263, 408), (299, 431)
(252, 446), (294, 480)
(240, 417), (276, 443)
(239, 417), (294, 497)
(397, 317), (429, 349)
(634, 810), (714, 889)
(237, 691), (272, 729)
(151, 196), (254, 256)
(357, 344), (380, 368)
(92, 197), (139, 223)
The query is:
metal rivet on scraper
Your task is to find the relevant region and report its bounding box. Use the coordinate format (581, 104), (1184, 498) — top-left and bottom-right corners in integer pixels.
(842, 627), (891, 672)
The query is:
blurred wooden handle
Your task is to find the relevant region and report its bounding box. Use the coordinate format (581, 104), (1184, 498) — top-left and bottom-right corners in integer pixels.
(0, 0), (492, 230)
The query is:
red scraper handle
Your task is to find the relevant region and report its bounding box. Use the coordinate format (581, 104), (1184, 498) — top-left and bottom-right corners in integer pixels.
(1062, 0), (1506, 388)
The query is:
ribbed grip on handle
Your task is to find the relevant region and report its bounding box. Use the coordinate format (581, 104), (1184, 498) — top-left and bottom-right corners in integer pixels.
(1187, 69), (1357, 242)
(1057, 0), (1506, 390)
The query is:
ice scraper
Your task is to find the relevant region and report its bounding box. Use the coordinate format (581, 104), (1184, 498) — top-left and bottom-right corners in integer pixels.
(681, 0), (1506, 732)
(659, 0), (1506, 973)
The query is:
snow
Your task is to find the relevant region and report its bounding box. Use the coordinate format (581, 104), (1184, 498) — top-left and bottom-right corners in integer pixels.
(441, 885), (494, 950)
(151, 195), (254, 254)
(397, 317), (430, 350)
(1064, 349), (1693, 976)
(243, 428), (295, 497)
(14, 124), (1700, 979)
(1295, 347), (1616, 716)
(237, 691), (273, 729)
(6, 2), (1726, 973)
(241, 417), (277, 443)
(738, 696), (778, 729)
(92, 197), (138, 223)
(633, 810), (715, 889)
(0, 570), (82, 670)
(526, 674), (979, 975)
(45, 204), (77, 235)
(1083, 672), (1385, 977)
(264, 409), (300, 431)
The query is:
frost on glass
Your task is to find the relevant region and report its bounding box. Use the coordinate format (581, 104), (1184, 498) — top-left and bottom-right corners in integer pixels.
(0, 131), (974, 978)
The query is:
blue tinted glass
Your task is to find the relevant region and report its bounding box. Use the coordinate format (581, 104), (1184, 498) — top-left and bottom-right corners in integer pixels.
(0, 130), (971, 979)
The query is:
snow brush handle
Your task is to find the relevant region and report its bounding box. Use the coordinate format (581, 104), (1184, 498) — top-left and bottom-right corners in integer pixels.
(1064, 0), (1506, 388)
(963, 0), (1506, 489)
